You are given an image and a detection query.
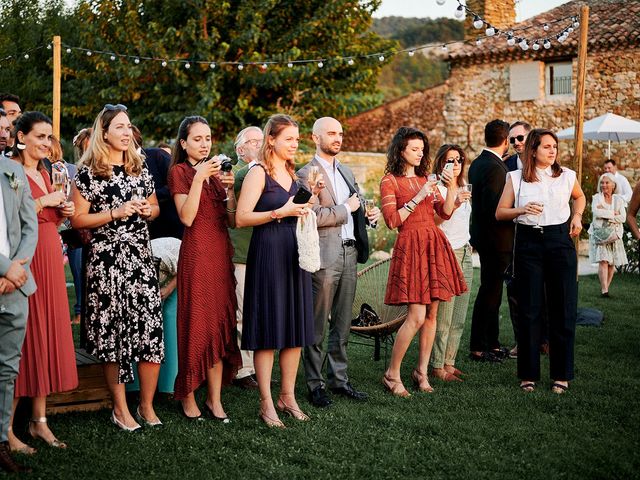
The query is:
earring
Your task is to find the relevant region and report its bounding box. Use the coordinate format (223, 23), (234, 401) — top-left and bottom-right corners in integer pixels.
(16, 142), (26, 150)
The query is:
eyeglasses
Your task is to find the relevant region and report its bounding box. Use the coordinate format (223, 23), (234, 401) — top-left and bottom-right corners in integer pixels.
(509, 135), (525, 144)
(445, 157), (463, 164)
(103, 104), (128, 112)
(243, 139), (263, 147)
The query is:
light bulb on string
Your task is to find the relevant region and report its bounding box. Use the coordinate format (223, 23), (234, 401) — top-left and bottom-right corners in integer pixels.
(317, 61), (324, 68)
(86, 51), (92, 56)
(441, 44), (448, 51)
(134, 57), (140, 64)
(436, 0), (446, 5)
(209, 62), (216, 69)
(519, 39), (528, 50)
(184, 62), (191, 69)
(475, 37), (482, 46)
(485, 26), (495, 37)
(24, 53), (29, 59)
(110, 55), (116, 61)
(532, 41), (540, 51)
(238, 63), (244, 70)
(261, 63), (268, 70)
(473, 16), (483, 29)
(568, 27), (574, 33)
(287, 62), (293, 68)
(573, 19), (580, 28)
(543, 40), (552, 49)
(47, 44), (52, 50)
(408, 50), (415, 57)
(378, 55), (385, 62)
(543, 23), (549, 31)
(161, 60), (167, 67)
(347, 58), (355, 65)
(66, 48), (71, 53)
(507, 33), (515, 46)
(454, 5), (464, 19)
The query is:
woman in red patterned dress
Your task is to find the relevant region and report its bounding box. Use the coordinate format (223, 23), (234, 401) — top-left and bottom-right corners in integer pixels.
(168, 116), (241, 421)
(380, 127), (467, 396)
(9, 112), (77, 453)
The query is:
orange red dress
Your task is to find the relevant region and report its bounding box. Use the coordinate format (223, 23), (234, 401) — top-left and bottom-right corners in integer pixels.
(380, 174), (467, 305)
(14, 174), (78, 397)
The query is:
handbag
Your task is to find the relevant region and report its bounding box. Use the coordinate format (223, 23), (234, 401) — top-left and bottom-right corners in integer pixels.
(296, 210), (321, 273)
(504, 173), (523, 287)
(592, 222), (619, 245)
(351, 303), (382, 328)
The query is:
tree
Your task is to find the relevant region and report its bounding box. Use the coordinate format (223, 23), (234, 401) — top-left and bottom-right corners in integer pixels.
(6, 0), (395, 144)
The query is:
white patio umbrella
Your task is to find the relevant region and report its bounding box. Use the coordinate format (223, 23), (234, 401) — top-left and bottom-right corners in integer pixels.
(556, 112), (640, 159)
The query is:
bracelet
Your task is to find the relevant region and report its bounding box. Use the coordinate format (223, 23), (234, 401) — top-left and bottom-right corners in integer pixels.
(404, 202), (415, 213)
(409, 199), (418, 207)
(574, 211), (583, 217)
(110, 209), (115, 221)
(226, 208), (237, 213)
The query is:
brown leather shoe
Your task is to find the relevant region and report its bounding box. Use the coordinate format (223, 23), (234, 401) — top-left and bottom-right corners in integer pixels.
(232, 375), (259, 390)
(0, 441), (32, 473)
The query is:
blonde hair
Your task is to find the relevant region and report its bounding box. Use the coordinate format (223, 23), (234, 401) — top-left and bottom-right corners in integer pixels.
(260, 114), (297, 179)
(49, 135), (64, 163)
(81, 108), (143, 178)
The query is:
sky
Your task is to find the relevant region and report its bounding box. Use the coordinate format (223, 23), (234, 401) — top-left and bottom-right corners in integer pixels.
(374, 0), (572, 21)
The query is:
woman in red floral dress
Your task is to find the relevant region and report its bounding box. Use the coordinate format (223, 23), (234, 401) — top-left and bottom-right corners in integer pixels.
(380, 127), (467, 396)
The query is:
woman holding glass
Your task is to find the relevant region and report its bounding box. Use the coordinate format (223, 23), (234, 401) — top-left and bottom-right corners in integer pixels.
(8, 112), (77, 453)
(72, 104), (164, 431)
(429, 144), (473, 382)
(237, 114), (315, 427)
(380, 127), (467, 396)
(168, 115), (241, 422)
(588, 173), (628, 297)
(496, 128), (585, 394)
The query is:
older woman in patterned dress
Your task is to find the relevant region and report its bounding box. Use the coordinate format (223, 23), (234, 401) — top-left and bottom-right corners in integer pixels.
(71, 105), (164, 431)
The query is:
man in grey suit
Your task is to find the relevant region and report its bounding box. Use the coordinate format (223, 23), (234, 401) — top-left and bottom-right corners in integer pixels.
(299, 117), (380, 408)
(0, 155), (37, 473)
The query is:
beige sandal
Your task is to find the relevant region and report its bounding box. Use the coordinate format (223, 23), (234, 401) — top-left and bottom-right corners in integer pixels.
(382, 374), (411, 398)
(28, 417), (67, 448)
(411, 369), (435, 393)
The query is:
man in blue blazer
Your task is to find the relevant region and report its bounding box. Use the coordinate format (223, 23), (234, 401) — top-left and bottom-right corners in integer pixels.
(504, 121), (531, 172)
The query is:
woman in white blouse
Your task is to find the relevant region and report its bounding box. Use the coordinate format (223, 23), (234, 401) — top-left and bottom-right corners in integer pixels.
(496, 129), (585, 394)
(430, 145), (472, 382)
(588, 173), (628, 297)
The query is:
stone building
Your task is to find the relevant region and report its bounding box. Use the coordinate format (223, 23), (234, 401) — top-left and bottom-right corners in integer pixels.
(342, 0), (640, 191)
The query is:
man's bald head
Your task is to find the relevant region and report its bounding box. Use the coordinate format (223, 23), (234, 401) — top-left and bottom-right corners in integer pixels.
(312, 117), (343, 158)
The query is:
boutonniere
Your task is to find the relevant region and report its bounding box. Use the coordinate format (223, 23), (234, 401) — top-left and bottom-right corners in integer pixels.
(4, 171), (23, 191)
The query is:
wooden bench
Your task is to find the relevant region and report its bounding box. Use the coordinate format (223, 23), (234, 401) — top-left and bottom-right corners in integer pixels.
(46, 348), (112, 415)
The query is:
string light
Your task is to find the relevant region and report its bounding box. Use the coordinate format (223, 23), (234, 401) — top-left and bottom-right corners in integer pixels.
(473, 15), (483, 29)
(317, 61), (324, 68)
(378, 55), (384, 61)
(408, 51), (415, 57)
(436, 0), (446, 5)
(475, 37), (482, 46)
(134, 57), (140, 64)
(347, 58), (355, 65)
(86, 51), (92, 56)
(261, 63), (268, 70)
(543, 23), (550, 31)
(237, 63), (244, 70)
(209, 62), (216, 69)
(287, 62), (293, 68)
(454, 5), (464, 19)
(441, 44), (448, 52)
(532, 40), (540, 51)
(47, 44), (52, 50)
(485, 26), (496, 37)
(110, 55), (116, 61)
(184, 62), (191, 69)
(24, 53), (29, 59)
(543, 40), (552, 49)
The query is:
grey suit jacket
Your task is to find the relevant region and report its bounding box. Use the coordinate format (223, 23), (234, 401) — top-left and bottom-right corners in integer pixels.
(298, 156), (369, 269)
(0, 156), (38, 296)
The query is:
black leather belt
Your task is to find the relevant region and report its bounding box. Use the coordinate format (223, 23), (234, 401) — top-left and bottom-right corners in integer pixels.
(342, 239), (356, 247)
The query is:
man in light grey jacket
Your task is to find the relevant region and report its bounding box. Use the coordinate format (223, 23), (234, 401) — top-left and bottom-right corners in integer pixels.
(0, 154), (37, 473)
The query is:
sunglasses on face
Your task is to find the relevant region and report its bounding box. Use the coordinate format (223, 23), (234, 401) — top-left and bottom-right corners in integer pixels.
(446, 157), (463, 164)
(103, 103), (128, 112)
(509, 135), (525, 144)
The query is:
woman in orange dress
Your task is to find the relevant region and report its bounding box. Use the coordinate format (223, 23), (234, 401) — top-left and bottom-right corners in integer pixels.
(380, 127), (467, 396)
(9, 112), (78, 453)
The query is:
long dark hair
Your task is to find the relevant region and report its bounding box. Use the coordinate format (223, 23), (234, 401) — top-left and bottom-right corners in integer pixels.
(385, 127), (430, 177)
(170, 116), (209, 168)
(522, 128), (562, 182)
(12, 111), (52, 169)
(433, 144), (466, 188)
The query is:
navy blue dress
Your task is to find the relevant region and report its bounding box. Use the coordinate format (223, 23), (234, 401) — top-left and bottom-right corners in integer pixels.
(242, 168), (314, 350)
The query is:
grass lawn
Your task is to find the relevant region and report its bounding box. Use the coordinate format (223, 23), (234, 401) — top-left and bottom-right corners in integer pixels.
(11, 271), (639, 479)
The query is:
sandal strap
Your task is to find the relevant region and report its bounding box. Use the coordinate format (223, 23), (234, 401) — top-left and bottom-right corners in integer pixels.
(29, 417), (48, 424)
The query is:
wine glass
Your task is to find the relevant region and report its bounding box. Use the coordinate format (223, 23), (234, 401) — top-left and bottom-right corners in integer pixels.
(52, 170), (66, 193)
(365, 199), (377, 229)
(533, 201), (545, 229)
(427, 173), (439, 203)
(131, 187), (145, 201)
(308, 166), (320, 190)
(463, 183), (472, 202)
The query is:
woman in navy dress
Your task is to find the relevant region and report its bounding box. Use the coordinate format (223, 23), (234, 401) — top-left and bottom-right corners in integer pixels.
(237, 114), (315, 428)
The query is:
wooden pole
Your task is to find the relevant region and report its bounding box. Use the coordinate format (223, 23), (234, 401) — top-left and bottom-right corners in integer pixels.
(52, 36), (61, 139)
(573, 6), (589, 182)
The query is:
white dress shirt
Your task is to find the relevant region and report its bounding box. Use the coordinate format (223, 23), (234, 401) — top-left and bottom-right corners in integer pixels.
(508, 166), (577, 226)
(436, 184), (471, 250)
(0, 179), (11, 258)
(613, 171), (633, 204)
(315, 155), (355, 241)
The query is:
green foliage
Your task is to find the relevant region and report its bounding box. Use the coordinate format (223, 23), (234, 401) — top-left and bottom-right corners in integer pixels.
(0, 0), (395, 144)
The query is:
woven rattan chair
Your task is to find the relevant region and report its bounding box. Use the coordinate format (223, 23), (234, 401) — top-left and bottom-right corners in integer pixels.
(350, 258), (407, 363)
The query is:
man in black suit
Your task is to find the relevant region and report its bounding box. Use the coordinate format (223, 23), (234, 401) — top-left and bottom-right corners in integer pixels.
(468, 119), (515, 362)
(504, 121), (532, 172)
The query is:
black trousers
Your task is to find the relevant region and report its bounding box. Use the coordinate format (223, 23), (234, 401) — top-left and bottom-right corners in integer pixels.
(470, 249), (518, 352)
(515, 223), (577, 381)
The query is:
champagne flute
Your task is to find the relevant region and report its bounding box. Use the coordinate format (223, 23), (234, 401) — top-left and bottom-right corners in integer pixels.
(132, 186), (145, 201)
(308, 166), (320, 190)
(533, 201), (545, 229)
(365, 199), (377, 229)
(52, 170), (66, 193)
(463, 183), (472, 202)
(427, 173), (439, 203)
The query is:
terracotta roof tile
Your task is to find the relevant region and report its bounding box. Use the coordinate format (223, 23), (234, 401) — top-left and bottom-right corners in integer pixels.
(449, 0), (640, 66)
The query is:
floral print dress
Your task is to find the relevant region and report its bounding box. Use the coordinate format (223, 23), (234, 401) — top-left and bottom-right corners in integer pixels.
(75, 164), (164, 383)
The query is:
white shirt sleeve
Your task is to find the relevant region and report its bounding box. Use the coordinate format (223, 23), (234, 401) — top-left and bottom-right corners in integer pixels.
(615, 173), (633, 204)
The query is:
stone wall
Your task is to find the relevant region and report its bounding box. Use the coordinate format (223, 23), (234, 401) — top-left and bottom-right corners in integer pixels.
(342, 84), (447, 154)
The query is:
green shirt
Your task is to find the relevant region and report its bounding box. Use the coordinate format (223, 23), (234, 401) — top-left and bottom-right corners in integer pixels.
(229, 161), (254, 264)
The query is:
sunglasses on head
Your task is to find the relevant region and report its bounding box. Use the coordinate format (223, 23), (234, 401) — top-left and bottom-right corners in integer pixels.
(509, 135), (525, 144)
(103, 103), (128, 112)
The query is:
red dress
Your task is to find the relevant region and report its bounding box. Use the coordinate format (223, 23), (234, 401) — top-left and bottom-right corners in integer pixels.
(380, 174), (467, 305)
(14, 174), (78, 397)
(167, 163), (241, 400)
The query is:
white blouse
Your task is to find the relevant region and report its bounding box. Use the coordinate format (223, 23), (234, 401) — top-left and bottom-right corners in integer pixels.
(508, 166), (576, 226)
(436, 184), (471, 250)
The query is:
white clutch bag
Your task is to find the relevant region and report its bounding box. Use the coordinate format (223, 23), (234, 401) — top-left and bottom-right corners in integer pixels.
(296, 210), (321, 273)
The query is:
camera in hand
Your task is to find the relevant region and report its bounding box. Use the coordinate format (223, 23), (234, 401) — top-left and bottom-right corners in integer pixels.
(218, 154), (234, 172)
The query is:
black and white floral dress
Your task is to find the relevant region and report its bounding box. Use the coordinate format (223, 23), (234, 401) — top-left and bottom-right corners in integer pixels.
(75, 164), (164, 383)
